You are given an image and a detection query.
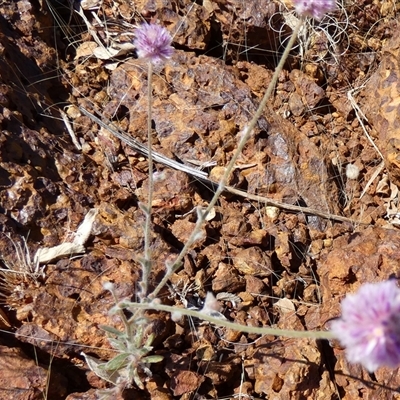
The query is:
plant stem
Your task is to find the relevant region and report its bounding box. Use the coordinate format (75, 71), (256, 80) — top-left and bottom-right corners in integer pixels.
(149, 18), (304, 300)
(141, 61), (154, 300)
(122, 300), (334, 340)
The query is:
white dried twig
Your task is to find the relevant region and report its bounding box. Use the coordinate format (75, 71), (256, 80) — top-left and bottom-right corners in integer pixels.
(34, 208), (98, 264)
(60, 109), (81, 150)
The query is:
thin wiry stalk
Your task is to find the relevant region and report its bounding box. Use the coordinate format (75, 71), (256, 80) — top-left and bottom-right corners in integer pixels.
(149, 17), (304, 300)
(140, 61), (154, 300)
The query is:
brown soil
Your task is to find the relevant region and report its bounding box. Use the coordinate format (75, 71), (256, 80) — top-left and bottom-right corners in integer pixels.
(0, 0), (400, 399)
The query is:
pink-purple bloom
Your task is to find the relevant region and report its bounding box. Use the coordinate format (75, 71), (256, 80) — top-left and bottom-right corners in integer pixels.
(330, 280), (400, 372)
(133, 23), (174, 65)
(293, 0), (337, 20)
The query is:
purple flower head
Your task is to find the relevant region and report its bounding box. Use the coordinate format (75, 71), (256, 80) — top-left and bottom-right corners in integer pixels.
(330, 280), (400, 372)
(293, 0), (337, 20)
(133, 23), (174, 65)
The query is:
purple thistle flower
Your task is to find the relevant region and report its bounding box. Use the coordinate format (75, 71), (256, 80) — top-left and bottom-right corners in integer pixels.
(293, 0), (337, 20)
(133, 23), (174, 65)
(330, 280), (400, 372)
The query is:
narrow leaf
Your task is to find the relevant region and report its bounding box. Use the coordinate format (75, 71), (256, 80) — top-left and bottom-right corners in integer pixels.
(100, 353), (130, 371)
(142, 355), (164, 364)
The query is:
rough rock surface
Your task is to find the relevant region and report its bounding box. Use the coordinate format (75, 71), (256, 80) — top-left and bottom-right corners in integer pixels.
(0, 0), (399, 399)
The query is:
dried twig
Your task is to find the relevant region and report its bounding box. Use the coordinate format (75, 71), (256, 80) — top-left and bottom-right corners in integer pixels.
(79, 106), (366, 225)
(60, 109), (81, 150)
(347, 86), (384, 160)
(78, 106), (208, 180)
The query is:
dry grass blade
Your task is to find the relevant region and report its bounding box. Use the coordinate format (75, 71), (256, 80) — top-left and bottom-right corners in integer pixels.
(79, 107), (366, 225)
(60, 109), (81, 150)
(0, 235), (43, 311)
(360, 161), (385, 199)
(347, 86), (384, 161)
(78, 106), (208, 180)
(0, 235), (41, 280)
(224, 185), (364, 224)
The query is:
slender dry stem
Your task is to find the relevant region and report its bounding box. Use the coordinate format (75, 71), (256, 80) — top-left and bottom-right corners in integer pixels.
(79, 105), (364, 225)
(140, 61), (154, 300)
(149, 18), (304, 300)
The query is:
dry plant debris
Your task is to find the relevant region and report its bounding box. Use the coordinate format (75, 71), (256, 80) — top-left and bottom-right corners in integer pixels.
(0, 0), (399, 398)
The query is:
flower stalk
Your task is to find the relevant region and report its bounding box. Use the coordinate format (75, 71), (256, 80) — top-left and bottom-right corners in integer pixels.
(140, 61), (154, 300)
(133, 23), (174, 299)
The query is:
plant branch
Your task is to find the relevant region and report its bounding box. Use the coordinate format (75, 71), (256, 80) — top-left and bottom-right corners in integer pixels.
(121, 300), (334, 340)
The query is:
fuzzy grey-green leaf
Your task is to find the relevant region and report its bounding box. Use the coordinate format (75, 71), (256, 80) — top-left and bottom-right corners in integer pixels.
(99, 324), (125, 337)
(142, 354), (164, 364)
(100, 353), (130, 371)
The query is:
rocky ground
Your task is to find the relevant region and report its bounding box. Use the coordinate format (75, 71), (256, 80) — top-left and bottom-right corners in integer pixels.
(0, 0), (400, 399)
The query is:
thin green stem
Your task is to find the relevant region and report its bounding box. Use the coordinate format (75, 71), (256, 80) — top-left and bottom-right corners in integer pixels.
(121, 300), (334, 340)
(149, 18), (304, 300)
(141, 61), (154, 300)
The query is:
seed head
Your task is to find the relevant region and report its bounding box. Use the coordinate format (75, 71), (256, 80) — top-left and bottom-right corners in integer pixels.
(346, 163), (360, 180)
(293, 0), (337, 20)
(133, 23), (174, 65)
(330, 280), (400, 372)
